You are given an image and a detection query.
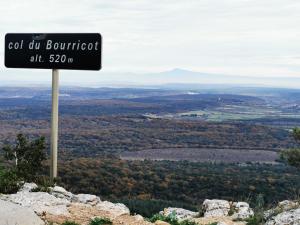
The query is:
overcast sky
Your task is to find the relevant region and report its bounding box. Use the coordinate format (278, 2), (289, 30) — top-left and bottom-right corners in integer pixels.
(0, 0), (300, 86)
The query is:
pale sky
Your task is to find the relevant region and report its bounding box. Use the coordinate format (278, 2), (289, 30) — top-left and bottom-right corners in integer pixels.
(0, 0), (300, 86)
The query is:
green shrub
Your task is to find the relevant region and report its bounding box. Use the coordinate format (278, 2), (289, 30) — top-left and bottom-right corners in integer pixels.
(0, 168), (21, 194)
(32, 175), (56, 192)
(89, 217), (112, 225)
(61, 221), (80, 225)
(228, 206), (235, 216)
(246, 194), (266, 225)
(281, 148), (300, 169)
(179, 220), (198, 225)
(119, 198), (197, 218)
(246, 215), (264, 225)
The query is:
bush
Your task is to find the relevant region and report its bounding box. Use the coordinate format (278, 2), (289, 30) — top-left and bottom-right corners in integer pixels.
(246, 215), (264, 225)
(119, 198), (198, 218)
(0, 168), (21, 194)
(89, 217), (112, 225)
(61, 221), (80, 225)
(281, 127), (300, 169)
(32, 175), (56, 192)
(281, 148), (300, 169)
(246, 194), (266, 225)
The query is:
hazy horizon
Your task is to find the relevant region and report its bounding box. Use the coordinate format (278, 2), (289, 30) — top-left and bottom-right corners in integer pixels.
(1, 68), (300, 89)
(1, 0), (300, 88)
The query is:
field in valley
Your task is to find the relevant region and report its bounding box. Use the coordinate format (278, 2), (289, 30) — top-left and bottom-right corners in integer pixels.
(120, 148), (279, 163)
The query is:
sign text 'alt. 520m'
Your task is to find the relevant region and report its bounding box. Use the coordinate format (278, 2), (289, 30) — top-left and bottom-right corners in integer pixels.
(5, 33), (102, 70)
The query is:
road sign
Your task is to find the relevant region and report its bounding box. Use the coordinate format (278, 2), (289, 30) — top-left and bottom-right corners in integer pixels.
(5, 33), (102, 70)
(4, 33), (103, 180)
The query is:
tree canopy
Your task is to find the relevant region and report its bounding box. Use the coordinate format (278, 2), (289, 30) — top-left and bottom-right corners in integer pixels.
(281, 128), (300, 169)
(2, 133), (47, 181)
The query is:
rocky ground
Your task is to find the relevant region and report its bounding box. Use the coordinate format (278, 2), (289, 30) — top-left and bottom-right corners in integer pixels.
(0, 183), (299, 225)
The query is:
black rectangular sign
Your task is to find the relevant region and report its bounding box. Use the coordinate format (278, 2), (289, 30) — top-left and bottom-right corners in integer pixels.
(5, 33), (102, 70)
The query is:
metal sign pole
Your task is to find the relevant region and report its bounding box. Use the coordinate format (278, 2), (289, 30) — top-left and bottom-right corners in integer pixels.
(50, 69), (59, 180)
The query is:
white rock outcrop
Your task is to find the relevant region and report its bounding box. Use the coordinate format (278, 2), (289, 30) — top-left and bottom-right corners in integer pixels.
(96, 201), (130, 216)
(0, 183), (137, 224)
(19, 182), (38, 192)
(277, 200), (299, 211)
(133, 214), (144, 221)
(232, 202), (254, 220)
(265, 208), (300, 225)
(0, 190), (70, 216)
(73, 193), (101, 205)
(0, 199), (45, 225)
(264, 200), (300, 225)
(50, 185), (74, 200)
(160, 207), (198, 221)
(203, 199), (230, 217)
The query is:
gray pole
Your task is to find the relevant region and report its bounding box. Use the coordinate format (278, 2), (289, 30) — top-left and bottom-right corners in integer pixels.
(50, 69), (59, 180)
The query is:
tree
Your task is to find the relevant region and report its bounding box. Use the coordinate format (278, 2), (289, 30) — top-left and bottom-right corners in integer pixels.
(2, 134), (47, 181)
(281, 128), (300, 169)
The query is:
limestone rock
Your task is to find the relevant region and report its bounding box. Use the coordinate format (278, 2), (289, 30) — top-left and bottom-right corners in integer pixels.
(277, 200), (299, 211)
(203, 199), (230, 217)
(155, 220), (171, 225)
(0, 199), (44, 225)
(74, 193), (100, 205)
(265, 208), (300, 225)
(160, 207), (198, 221)
(50, 186), (73, 200)
(96, 201), (130, 216)
(1, 190), (70, 216)
(264, 200), (300, 221)
(19, 182), (38, 192)
(217, 222), (229, 225)
(232, 202), (254, 220)
(133, 214), (144, 221)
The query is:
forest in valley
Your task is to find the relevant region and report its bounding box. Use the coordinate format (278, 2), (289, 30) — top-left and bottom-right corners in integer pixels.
(54, 158), (300, 217)
(0, 115), (296, 157)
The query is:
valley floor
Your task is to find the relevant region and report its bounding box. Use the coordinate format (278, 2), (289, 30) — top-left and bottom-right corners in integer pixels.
(120, 148), (279, 163)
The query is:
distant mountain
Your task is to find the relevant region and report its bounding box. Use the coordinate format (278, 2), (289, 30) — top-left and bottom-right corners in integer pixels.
(2, 68), (300, 88)
(144, 68), (300, 88)
(88, 68), (300, 88)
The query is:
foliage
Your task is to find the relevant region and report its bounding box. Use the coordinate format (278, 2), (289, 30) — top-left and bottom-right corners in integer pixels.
(281, 148), (300, 169)
(246, 194), (265, 225)
(246, 215), (264, 225)
(0, 167), (21, 194)
(89, 217), (112, 225)
(57, 157), (300, 216)
(119, 199), (197, 218)
(281, 127), (300, 169)
(292, 127), (300, 141)
(31, 175), (56, 192)
(149, 212), (197, 225)
(2, 133), (47, 182)
(0, 114), (296, 158)
(61, 221), (80, 225)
